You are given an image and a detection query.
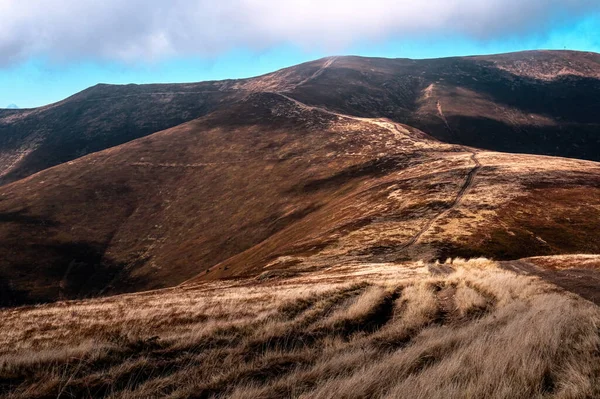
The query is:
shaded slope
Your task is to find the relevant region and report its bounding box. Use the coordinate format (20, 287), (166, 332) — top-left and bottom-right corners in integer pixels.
(0, 58), (331, 185)
(282, 51), (600, 161)
(0, 82), (243, 184)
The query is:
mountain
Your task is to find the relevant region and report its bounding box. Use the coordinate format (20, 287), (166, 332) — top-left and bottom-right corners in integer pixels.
(5, 104), (19, 109)
(1, 89), (600, 306)
(283, 51), (600, 161)
(1, 50), (600, 186)
(0, 82), (247, 185)
(0, 50), (600, 306)
(3, 50), (600, 398)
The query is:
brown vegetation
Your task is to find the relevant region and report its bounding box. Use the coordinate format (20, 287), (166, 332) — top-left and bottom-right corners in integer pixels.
(2, 50), (600, 188)
(1, 258), (599, 398)
(2, 91), (600, 306)
(1, 51), (600, 398)
(501, 255), (600, 306)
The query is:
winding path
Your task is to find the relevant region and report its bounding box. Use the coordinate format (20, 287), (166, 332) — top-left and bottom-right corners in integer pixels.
(400, 148), (481, 249)
(271, 91), (482, 250)
(294, 57), (338, 88)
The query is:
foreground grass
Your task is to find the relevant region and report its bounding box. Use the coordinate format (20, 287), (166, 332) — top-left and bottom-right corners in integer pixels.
(1, 259), (599, 398)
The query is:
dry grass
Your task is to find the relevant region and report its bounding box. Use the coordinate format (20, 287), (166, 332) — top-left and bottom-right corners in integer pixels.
(1, 258), (599, 398)
(525, 255), (600, 270)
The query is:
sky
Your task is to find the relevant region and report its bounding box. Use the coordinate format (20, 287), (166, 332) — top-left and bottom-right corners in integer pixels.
(1, 0), (600, 108)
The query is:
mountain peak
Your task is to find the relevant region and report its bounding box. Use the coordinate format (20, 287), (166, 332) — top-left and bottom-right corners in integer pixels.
(5, 104), (19, 109)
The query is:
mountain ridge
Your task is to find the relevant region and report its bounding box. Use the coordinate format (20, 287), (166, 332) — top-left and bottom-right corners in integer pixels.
(1, 50), (600, 186)
(1, 50), (600, 306)
(1, 89), (600, 306)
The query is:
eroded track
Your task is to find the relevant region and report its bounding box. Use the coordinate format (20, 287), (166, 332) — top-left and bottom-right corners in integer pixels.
(401, 149), (481, 249)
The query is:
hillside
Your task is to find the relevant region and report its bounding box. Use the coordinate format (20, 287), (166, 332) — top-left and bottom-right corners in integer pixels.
(1, 50), (600, 186)
(0, 82), (247, 185)
(2, 50), (600, 398)
(284, 51), (600, 161)
(1, 91), (600, 306)
(2, 258), (600, 398)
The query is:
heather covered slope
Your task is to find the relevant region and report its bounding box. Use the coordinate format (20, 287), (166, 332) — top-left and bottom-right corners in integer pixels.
(1, 50), (600, 186)
(2, 49), (600, 399)
(283, 51), (600, 161)
(0, 82), (245, 185)
(1, 92), (600, 306)
(0, 93), (441, 305)
(190, 150), (600, 283)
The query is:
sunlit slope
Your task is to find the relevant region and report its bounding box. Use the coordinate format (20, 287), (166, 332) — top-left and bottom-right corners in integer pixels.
(1, 259), (599, 398)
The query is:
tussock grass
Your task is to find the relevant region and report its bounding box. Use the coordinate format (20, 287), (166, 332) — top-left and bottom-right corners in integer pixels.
(1, 259), (599, 398)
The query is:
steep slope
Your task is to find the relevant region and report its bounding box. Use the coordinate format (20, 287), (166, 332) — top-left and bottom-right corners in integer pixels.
(0, 58), (334, 185)
(1, 92), (600, 306)
(0, 82), (245, 185)
(283, 51), (600, 161)
(1, 50), (600, 186)
(0, 93), (436, 305)
(188, 143), (600, 283)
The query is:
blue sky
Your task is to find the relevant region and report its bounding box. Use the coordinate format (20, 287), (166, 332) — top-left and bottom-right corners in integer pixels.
(1, 1), (599, 108)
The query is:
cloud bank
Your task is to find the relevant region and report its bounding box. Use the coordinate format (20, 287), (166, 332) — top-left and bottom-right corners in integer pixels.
(0, 0), (599, 65)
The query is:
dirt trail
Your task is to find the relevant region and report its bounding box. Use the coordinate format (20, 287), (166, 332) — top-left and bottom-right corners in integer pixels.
(436, 100), (452, 133)
(272, 92), (411, 140)
(400, 148), (481, 249)
(274, 92), (345, 118)
(294, 57), (337, 88)
(273, 91), (482, 253)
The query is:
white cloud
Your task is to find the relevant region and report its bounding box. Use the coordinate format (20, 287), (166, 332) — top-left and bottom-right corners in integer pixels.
(0, 0), (598, 65)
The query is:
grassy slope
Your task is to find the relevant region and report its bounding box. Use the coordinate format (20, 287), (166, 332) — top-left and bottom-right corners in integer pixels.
(190, 147), (600, 283)
(1, 259), (599, 398)
(2, 93), (600, 306)
(0, 93), (445, 304)
(285, 51), (600, 161)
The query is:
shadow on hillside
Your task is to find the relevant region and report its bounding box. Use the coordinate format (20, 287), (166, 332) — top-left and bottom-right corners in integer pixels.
(0, 239), (151, 308)
(290, 155), (415, 193)
(0, 209), (60, 227)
